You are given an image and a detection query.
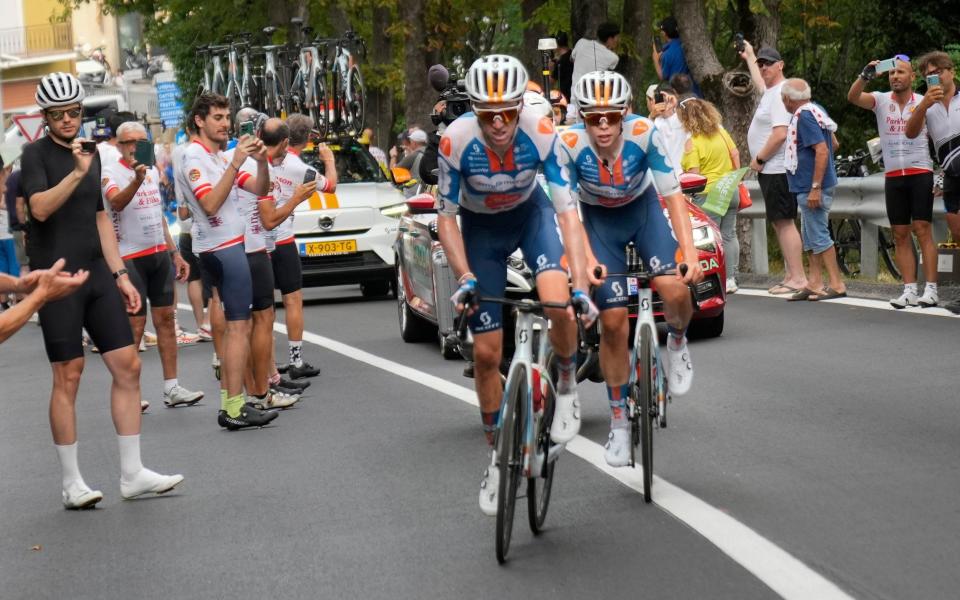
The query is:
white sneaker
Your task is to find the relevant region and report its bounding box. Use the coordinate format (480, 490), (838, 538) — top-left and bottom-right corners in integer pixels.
(142, 331), (158, 347)
(138, 339), (147, 352)
(62, 481), (103, 509)
(197, 326), (213, 342)
(140, 399), (150, 413)
(550, 390), (581, 443)
(726, 277), (738, 294)
(176, 331), (200, 345)
(890, 290), (918, 309)
(479, 452), (499, 517)
(252, 390), (300, 410)
(163, 385), (204, 407)
(917, 288), (938, 308)
(120, 468), (184, 499)
(604, 428), (631, 467)
(667, 338), (694, 397)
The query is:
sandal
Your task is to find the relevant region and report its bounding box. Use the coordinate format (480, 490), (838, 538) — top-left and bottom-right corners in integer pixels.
(808, 287), (847, 301)
(787, 288), (821, 302)
(768, 283), (800, 295)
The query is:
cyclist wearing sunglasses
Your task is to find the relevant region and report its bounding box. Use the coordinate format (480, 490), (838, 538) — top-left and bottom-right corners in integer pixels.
(436, 54), (599, 516)
(560, 71), (703, 467)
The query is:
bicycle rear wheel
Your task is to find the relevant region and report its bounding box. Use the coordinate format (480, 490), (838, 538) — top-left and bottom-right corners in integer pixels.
(832, 218), (861, 277)
(346, 65), (365, 133)
(637, 324), (654, 503)
(527, 371), (555, 535)
(311, 74), (328, 139)
(496, 365), (524, 564)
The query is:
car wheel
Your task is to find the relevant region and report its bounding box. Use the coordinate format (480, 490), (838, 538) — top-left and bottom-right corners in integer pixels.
(688, 310), (724, 339)
(396, 264), (435, 342)
(439, 331), (461, 360)
(361, 280), (392, 298)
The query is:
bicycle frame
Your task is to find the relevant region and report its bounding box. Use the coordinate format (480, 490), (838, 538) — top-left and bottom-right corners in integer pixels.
(629, 281), (666, 418)
(211, 51), (226, 95)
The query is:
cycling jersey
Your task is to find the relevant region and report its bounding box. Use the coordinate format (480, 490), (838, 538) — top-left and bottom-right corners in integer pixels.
(922, 90), (960, 176)
(559, 115), (681, 207)
(870, 91), (933, 176)
(179, 140), (246, 253)
(269, 149), (332, 245)
(101, 160), (168, 259)
(437, 109), (575, 216)
(171, 144), (193, 233)
(225, 150), (271, 254)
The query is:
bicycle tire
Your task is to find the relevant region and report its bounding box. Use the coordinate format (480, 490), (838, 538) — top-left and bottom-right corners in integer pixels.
(833, 218), (861, 277)
(638, 324), (654, 503)
(264, 74), (279, 118)
(496, 364), (524, 564)
(346, 65), (365, 133)
(878, 227), (915, 281)
(527, 369), (556, 535)
(312, 74), (328, 139)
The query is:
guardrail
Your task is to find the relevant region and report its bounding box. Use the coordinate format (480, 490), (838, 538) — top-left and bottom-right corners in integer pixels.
(0, 23), (73, 57)
(740, 174), (949, 278)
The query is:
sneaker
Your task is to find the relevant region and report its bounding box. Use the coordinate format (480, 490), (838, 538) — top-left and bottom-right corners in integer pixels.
(270, 381), (306, 397)
(287, 361), (321, 379)
(197, 326), (213, 342)
(279, 376), (309, 391)
(120, 468), (184, 499)
(163, 385), (204, 407)
(276, 362), (290, 374)
(211, 355), (221, 381)
(604, 428), (631, 468)
(176, 331), (200, 345)
(250, 390), (300, 410)
(478, 452), (499, 516)
(917, 288), (939, 308)
(550, 391), (581, 443)
(138, 338), (147, 352)
(140, 399), (150, 413)
(62, 482), (103, 510)
(217, 403), (279, 430)
(890, 290), (918, 309)
(142, 330), (158, 347)
(726, 277), (738, 294)
(667, 338), (694, 397)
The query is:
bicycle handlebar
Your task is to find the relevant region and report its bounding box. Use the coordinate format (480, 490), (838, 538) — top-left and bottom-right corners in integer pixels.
(455, 295), (579, 339)
(593, 264), (701, 311)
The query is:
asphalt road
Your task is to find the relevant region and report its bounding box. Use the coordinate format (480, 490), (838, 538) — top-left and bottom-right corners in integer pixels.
(1, 285), (957, 600)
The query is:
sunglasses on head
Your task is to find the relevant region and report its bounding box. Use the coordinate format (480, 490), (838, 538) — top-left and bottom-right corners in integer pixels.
(893, 54), (910, 63)
(46, 107), (82, 121)
(473, 104), (521, 125)
(582, 110), (623, 127)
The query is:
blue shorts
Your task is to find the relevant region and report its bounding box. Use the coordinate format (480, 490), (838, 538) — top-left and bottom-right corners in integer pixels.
(797, 188), (834, 254)
(460, 186), (566, 333)
(199, 243), (253, 321)
(581, 185), (679, 310)
(0, 238), (19, 277)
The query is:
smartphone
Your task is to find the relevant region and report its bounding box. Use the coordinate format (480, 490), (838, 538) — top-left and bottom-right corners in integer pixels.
(239, 120), (255, 137)
(303, 168), (316, 184)
(79, 140), (97, 154)
(926, 74), (941, 87)
(735, 33), (745, 54)
(876, 58), (897, 74)
(654, 91), (665, 104)
(134, 139), (155, 167)
(652, 35), (662, 53)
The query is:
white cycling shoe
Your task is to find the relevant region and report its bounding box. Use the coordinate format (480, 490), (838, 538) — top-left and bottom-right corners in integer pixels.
(163, 385), (204, 407)
(890, 290), (918, 309)
(550, 390), (581, 443)
(121, 469), (184, 500)
(667, 338), (694, 397)
(917, 288), (938, 308)
(62, 481), (103, 510)
(479, 451), (499, 517)
(604, 428), (631, 468)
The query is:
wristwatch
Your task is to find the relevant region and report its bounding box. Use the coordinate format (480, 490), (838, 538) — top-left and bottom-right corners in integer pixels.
(756, 156), (766, 166)
(113, 268), (129, 280)
(811, 182), (821, 190)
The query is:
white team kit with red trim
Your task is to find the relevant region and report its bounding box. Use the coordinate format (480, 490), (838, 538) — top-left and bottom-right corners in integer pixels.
(268, 149), (332, 246)
(100, 159), (168, 260)
(869, 91), (933, 176)
(179, 140), (246, 253)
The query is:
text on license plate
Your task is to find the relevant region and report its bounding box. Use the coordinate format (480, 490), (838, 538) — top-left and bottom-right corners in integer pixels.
(300, 240), (358, 257)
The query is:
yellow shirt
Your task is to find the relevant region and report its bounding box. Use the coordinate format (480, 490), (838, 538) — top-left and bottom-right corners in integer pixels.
(681, 128), (736, 195)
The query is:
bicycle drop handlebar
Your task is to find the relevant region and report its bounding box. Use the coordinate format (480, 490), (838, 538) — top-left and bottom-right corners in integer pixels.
(455, 295), (581, 339)
(593, 264), (701, 311)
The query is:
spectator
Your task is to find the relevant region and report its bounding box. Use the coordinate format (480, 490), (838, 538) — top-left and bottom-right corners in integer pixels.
(648, 83), (687, 178)
(653, 16), (701, 96)
(0, 259), (88, 343)
(359, 127), (388, 171)
(569, 22), (621, 116)
(848, 56), (939, 308)
(550, 32), (574, 103)
(4, 166), (29, 294)
(388, 130), (410, 169)
(677, 97), (742, 292)
(740, 41), (808, 296)
(0, 158), (17, 306)
(670, 73), (697, 99)
(398, 128), (428, 195)
(99, 110), (137, 165)
(781, 78), (846, 301)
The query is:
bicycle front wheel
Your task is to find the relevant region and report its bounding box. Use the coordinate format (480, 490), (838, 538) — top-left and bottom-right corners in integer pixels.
(496, 364), (524, 564)
(345, 65), (365, 133)
(527, 372), (555, 535)
(637, 324), (655, 503)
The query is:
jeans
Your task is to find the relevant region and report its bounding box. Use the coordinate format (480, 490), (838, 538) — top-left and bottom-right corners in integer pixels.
(715, 203), (739, 279)
(796, 188), (834, 254)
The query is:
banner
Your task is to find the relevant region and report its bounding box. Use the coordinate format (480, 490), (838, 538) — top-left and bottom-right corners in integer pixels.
(155, 80), (183, 128)
(700, 167), (750, 216)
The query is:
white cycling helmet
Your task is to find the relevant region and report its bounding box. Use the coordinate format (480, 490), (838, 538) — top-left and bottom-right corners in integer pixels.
(36, 72), (85, 109)
(523, 91), (552, 119)
(574, 71), (632, 111)
(465, 55), (529, 104)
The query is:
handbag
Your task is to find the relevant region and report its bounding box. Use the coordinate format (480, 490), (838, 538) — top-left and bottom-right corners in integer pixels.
(737, 182), (752, 209)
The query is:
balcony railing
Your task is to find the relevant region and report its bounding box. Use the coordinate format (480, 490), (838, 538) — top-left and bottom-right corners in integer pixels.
(0, 22), (74, 58)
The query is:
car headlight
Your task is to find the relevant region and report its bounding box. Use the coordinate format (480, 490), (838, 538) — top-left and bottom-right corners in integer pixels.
(380, 202), (407, 219)
(692, 225), (716, 252)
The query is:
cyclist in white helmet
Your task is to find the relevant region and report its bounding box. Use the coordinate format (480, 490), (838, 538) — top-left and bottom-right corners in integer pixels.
(560, 71), (702, 467)
(438, 54), (600, 516)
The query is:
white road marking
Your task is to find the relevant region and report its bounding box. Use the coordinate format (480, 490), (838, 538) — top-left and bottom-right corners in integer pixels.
(736, 287), (959, 318)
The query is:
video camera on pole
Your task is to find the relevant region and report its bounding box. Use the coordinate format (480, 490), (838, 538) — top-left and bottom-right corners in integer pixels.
(537, 37), (557, 98)
(428, 64), (470, 127)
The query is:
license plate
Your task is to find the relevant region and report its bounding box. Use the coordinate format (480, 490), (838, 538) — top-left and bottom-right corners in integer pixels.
(300, 240), (358, 257)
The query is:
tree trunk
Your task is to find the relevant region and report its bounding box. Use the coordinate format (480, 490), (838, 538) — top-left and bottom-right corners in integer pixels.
(520, 0), (548, 81)
(571, 0), (608, 43)
(267, 0), (309, 30)
(367, 1), (394, 147)
(753, 0), (781, 51)
(620, 0), (652, 95)
(402, 0), (436, 130)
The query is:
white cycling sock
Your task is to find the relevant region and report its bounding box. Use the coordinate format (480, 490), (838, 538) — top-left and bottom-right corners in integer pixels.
(163, 379), (178, 394)
(117, 434), (145, 481)
(924, 282), (937, 293)
(904, 283), (918, 294)
(289, 341), (303, 367)
(55, 442), (86, 489)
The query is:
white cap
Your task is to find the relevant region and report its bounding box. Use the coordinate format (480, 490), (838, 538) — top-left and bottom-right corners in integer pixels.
(408, 128), (428, 144)
(645, 84), (659, 100)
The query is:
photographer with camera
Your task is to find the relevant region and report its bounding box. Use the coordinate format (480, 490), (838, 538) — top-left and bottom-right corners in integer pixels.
(418, 64), (471, 186)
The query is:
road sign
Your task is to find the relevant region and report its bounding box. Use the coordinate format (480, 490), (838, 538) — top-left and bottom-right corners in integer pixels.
(155, 80), (183, 128)
(12, 113), (46, 142)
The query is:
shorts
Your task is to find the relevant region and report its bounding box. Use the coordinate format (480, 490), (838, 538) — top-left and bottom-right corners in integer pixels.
(37, 259), (134, 362)
(0, 238), (19, 277)
(247, 251), (275, 311)
(124, 251), (175, 316)
(271, 241), (302, 295)
(797, 188), (835, 254)
(885, 172), (934, 225)
(460, 186), (566, 333)
(582, 185), (680, 310)
(178, 233), (202, 283)
(199, 243), (253, 321)
(758, 172), (798, 221)
(943, 174), (960, 214)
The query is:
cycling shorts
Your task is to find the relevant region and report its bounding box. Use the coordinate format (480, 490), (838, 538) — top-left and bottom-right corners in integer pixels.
(178, 233), (203, 283)
(581, 185), (680, 310)
(38, 259), (134, 362)
(461, 185), (565, 333)
(247, 251), (275, 311)
(943, 174), (960, 214)
(885, 172), (934, 225)
(271, 241), (302, 295)
(125, 251), (175, 316)
(199, 244), (253, 321)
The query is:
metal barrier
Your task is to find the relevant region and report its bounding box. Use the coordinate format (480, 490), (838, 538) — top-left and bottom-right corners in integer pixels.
(740, 174), (948, 277)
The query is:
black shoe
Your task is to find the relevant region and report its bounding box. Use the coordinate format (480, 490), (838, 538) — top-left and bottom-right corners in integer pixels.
(217, 403), (279, 430)
(276, 363), (290, 374)
(287, 362), (321, 379)
(270, 382), (305, 397)
(279, 376), (310, 391)
(463, 362), (475, 378)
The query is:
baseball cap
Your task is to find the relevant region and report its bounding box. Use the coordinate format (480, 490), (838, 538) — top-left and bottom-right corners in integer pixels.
(645, 84), (659, 100)
(756, 47), (782, 64)
(408, 129), (428, 144)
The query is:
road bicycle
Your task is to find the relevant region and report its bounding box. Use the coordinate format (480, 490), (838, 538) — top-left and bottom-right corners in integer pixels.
(456, 296), (566, 564)
(313, 30), (367, 137)
(287, 20), (327, 136)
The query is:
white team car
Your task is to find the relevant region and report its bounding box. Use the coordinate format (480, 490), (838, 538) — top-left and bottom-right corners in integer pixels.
(291, 140), (408, 296)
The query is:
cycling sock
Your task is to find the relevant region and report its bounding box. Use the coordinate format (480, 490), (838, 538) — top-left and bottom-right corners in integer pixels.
(55, 442), (85, 489)
(556, 353), (577, 394)
(904, 283), (918, 294)
(481, 410), (500, 446)
(667, 326), (687, 351)
(117, 434), (144, 480)
(224, 394), (245, 418)
(924, 282), (937, 293)
(289, 341), (303, 367)
(163, 378), (178, 394)
(219, 388), (228, 409)
(607, 384), (630, 429)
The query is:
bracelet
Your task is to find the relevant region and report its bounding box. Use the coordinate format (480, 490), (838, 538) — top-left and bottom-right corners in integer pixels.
(112, 268), (128, 280)
(458, 272), (476, 284)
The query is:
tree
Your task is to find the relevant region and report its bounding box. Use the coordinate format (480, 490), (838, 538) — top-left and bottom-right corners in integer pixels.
(619, 0), (653, 99)
(401, 0), (437, 130)
(519, 0), (549, 80)
(571, 0), (607, 43)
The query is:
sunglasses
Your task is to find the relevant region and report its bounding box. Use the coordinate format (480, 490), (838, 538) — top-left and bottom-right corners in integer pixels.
(582, 110), (623, 127)
(46, 107), (82, 121)
(893, 54), (910, 62)
(474, 105), (521, 125)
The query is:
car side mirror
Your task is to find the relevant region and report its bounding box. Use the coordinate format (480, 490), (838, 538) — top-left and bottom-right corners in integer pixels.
(391, 167), (412, 185)
(406, 193), (437, 215)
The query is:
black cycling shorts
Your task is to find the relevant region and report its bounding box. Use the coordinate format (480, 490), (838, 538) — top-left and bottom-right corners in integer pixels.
(270, 241), (302, 295)
(125, 251), (175, 316)
(944, 174), (960, 214)
(885, 172), (934, 225)
(178, 233), (203, 283)
(199, 244), (253, 321)
(247, 251), (275, 311)
(758, 172), (798, 221)
(38, 259), (134, 362)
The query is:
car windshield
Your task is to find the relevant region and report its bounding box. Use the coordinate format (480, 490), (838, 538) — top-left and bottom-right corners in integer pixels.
(303, 141), (385, 184)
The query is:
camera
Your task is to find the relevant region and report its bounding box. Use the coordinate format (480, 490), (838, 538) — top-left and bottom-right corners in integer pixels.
(429, 65), (470, 126)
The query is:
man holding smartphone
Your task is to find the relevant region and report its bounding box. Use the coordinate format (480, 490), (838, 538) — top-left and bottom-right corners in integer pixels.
(21, 72), (183, 508)
(848, 56), (939, 308)
(101, 121), (205, 408)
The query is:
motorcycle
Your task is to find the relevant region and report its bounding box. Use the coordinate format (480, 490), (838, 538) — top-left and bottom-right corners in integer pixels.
(76, 44), (114, 86)
(122, 46), (164, 81)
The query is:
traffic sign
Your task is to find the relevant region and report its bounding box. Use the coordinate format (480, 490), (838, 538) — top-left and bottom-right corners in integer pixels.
(12, 113), (46, 142)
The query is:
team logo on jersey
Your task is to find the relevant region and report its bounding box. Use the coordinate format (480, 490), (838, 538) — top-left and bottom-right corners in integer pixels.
(440, 136), (452, 157)
(189, 169), (201, 182)
(538, 117), (555, 134)
(632, 121), (649, 136)
(889, 103), (897, 112)
(101, 178), (109, 187)
(561, 132), (579, 148)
